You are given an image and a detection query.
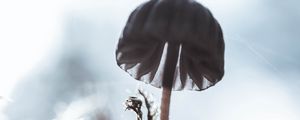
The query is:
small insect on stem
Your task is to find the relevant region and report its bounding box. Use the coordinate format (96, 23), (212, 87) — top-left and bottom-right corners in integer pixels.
(125, 96), (143, 120)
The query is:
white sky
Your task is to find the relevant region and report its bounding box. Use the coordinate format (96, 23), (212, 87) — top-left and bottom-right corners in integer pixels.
(0, 0), (68, 98)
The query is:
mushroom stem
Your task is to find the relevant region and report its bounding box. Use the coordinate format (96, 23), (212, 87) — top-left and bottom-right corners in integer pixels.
(160, 42), (180, 120)
(160, 87), (172, 120)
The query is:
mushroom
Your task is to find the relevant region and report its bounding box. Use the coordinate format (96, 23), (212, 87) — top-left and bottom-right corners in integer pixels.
(116, 0), (224, 120)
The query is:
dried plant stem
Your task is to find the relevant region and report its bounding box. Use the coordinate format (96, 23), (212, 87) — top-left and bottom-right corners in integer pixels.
(135, 110), (143, 120)
(138, 90), (153, 120)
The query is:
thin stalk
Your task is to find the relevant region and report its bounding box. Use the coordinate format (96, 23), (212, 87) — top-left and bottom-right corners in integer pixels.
(160, 87), (172, 120)
(160, 42), (179, 120)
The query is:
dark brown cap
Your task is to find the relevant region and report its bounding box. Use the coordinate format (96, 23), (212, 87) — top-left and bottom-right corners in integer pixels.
(116, 0), (225, 91)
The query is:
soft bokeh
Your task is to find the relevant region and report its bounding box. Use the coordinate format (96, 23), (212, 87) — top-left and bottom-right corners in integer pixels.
(0, 0), (299, 120)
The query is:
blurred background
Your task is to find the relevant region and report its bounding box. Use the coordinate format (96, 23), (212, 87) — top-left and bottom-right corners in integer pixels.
(0, 0), (299, 120)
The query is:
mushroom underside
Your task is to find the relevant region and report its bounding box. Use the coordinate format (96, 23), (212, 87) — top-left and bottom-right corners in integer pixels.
(116, 0), (225, 91)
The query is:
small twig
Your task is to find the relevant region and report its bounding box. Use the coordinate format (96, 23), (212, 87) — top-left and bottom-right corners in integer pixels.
(138, 89), (153, 120)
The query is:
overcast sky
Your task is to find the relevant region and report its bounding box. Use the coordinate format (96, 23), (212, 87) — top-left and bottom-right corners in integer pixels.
(0, 0), (300, 120)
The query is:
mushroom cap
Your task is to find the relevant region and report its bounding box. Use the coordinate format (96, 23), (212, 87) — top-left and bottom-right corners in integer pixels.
(116, 0), (225, 91)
